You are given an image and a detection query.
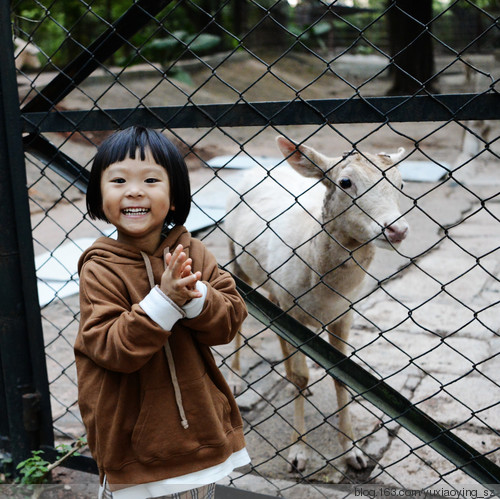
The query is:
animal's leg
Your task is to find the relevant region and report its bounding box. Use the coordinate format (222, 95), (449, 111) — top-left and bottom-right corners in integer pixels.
(278, 336), (310, 472)
(327, 313), (367, 470)
(227, 240), (250, 395)
(229, 331), (243, 395)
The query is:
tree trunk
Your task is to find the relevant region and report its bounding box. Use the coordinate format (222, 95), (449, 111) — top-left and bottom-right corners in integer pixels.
(387, 0), (437, 95)
(243, 0), (290, 52)
(232, 0), (248, 40)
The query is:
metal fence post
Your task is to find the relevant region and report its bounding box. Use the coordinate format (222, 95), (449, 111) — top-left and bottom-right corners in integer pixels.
(0, 1), (53, 468)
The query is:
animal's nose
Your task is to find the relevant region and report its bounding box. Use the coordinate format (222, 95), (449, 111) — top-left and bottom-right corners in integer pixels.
(384, 221), (409, 244)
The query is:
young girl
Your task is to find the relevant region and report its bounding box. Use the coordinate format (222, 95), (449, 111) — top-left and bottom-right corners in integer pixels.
(74, 126), (250, 499)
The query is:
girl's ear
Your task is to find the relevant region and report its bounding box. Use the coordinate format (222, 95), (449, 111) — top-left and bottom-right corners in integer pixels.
(170, 204), (175, 211)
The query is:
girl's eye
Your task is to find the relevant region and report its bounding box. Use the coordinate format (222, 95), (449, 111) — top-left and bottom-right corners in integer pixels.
(339, 178), (352, 189)
(145, 178), (159, 184)
(111, 178), (125, 184)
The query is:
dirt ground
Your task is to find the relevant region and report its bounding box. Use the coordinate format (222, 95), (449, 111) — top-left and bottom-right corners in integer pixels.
(19, 50), (500, 497)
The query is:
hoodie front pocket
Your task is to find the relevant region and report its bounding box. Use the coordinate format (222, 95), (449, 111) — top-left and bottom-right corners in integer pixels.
(131, 374), (232, 461)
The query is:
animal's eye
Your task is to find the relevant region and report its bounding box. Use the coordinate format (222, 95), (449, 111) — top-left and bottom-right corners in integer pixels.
(400, 182), (404, 190)
(339, 178), (352, 189)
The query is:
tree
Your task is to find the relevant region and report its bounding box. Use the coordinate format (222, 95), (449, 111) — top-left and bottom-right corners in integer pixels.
(386, 0), (437, 95)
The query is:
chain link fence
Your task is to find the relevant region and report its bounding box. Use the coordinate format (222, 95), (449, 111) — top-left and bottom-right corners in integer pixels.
(7, 0), (500, 496)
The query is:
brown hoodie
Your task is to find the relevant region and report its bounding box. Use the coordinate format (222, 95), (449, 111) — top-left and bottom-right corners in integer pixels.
(74, 226), (247, 487)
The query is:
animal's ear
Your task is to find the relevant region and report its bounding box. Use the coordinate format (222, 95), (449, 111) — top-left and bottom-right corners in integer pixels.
(276, 136), (327, 179)
(377, 147), (405, 165)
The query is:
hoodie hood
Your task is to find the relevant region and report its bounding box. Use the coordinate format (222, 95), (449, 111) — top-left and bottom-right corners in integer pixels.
(78, 225), (191, 275)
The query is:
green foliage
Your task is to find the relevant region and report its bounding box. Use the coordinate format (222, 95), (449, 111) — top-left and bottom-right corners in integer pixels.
(288, 20), (333, 51)
(143, 31), (222, 63)
(11, 438), (86, 486)
(13, 0), (497, 71)
(11, 0), (228, 68)
(54, 441), (82, 458)
(1, 455), (13, 484)
(169, 69), (194, 86)
(15, 450), (50, 485)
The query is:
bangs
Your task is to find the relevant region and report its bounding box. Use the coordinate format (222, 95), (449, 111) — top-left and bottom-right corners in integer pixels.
(98, 128), (151, 166)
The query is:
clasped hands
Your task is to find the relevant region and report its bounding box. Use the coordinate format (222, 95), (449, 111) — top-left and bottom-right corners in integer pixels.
(160, 244), (202, 307)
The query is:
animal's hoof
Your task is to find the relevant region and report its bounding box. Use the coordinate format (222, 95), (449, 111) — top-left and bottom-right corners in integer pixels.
(228, 375), (242, 396)
(287, 448), (308, 473)
(346, 447), (368, 470)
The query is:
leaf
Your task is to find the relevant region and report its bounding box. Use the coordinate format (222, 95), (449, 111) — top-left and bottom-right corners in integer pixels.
(312, 21), (332, 37)
(148, 37), (182, 51)
(185, 33), (221, 54)
(287, 25), (305, 37)
(169, 69), (193, 86)
(15, 450), (50, 485)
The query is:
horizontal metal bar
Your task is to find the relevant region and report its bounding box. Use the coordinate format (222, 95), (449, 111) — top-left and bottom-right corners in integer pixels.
(21, 93), (500, 133)
(232, 275), (500, 486)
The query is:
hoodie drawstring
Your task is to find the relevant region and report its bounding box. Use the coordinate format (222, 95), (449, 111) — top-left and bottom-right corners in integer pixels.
(140, 250), (189, 430)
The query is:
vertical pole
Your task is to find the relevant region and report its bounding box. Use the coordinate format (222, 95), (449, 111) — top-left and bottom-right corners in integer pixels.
(0, 355), (8, 451)
(0, 1), (53, 467)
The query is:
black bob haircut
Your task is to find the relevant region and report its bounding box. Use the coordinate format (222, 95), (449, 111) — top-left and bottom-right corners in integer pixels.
(86, 126), (191, 229)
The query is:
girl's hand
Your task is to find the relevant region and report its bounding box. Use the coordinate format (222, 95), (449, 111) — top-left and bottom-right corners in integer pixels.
(160, 244), (202, 307)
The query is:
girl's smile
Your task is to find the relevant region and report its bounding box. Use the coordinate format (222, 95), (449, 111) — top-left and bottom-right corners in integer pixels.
(100, 154), (174, 253)
(122, 207), (150, 216)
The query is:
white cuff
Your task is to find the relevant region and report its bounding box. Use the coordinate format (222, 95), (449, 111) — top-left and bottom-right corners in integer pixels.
(139, 286), (185, 331)
(182, 281), (207, 319)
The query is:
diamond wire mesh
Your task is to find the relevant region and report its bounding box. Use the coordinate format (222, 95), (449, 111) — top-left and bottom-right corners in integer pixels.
(11, 0), (500, 496)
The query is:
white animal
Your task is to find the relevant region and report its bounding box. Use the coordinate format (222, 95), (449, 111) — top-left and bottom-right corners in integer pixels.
(225, 136), (409, 472)
(14, 37), (41, 71)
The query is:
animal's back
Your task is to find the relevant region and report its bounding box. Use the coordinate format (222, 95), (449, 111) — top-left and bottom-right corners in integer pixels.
(226, 165), (323, 244)
(225, 165), (323, 295)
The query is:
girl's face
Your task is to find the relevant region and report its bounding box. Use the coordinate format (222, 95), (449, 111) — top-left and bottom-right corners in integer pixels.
(100, 153), (173, 252)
